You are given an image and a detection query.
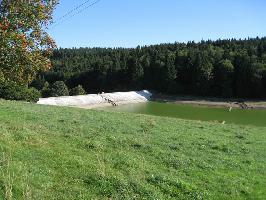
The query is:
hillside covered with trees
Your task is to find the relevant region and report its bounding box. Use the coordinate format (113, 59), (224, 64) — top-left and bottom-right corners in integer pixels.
(35, 37), (266, 98)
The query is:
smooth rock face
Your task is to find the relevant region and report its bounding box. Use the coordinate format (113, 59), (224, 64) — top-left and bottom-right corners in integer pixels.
(37, 90), (152, 108)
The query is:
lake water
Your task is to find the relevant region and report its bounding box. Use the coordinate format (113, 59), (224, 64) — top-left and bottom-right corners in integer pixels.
(100, 101), (266, 127)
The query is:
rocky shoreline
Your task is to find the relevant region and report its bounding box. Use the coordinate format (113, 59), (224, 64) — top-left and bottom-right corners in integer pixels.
(152, 94), (266, 110)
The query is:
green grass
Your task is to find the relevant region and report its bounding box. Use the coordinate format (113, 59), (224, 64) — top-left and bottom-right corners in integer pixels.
(0, 100), (265, 199)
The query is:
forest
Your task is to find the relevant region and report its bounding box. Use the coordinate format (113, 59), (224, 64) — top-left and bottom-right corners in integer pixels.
(33, 37), (266, 98)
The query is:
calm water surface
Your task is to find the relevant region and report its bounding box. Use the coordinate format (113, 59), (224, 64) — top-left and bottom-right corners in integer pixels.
(100, 102), (266, 127)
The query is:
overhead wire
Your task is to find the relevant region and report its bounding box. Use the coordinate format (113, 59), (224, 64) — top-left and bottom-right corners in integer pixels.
(50, 0), (101, 29)
(54, 0), (92, 23)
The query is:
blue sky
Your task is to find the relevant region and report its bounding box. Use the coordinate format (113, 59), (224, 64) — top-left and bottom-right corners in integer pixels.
(48, 0), (266, 48)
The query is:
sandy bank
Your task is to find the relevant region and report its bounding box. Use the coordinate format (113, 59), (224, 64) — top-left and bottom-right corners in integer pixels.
(37, 90), (152, 109)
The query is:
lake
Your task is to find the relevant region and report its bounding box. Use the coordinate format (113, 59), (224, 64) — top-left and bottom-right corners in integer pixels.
(100, 101), (266, 127)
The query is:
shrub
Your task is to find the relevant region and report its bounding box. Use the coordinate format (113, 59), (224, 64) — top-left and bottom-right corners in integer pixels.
(24, 87), (41, 102)
(30, 76), (46, 90)
(70, 85), (86, 96)
(41, 81), (51, 98)
(0, 81), (41, 102)
(0, 70), (5, 83)
(50, 81), (69, 97)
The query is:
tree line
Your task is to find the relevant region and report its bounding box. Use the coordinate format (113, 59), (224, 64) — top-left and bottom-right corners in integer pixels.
(34, 37), (266, 98)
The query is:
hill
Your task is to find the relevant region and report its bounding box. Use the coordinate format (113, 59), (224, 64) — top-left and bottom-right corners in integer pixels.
(34, 37), (266, 98)
(0, 100), (265, 199)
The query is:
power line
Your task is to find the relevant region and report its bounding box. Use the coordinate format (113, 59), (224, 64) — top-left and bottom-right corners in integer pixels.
(50, 0), (101, 29)
(54, 0), (92, 23)
(51, 0), (101, 28)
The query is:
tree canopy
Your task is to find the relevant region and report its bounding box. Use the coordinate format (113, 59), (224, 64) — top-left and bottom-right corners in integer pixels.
(0, 0), (58, 85)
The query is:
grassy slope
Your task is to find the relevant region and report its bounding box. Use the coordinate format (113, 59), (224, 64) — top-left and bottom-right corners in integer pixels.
(0, 100), (265, 200)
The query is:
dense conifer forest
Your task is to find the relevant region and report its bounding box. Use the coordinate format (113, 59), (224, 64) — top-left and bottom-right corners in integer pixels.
(35, 37), (266, 98)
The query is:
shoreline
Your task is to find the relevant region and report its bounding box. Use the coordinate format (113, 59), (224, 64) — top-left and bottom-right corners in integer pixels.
(152, 94), (266, 110)
(35, 92), (266, 110)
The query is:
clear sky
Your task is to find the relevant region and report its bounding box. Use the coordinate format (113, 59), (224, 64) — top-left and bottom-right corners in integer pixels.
(48, 0), (266, 48)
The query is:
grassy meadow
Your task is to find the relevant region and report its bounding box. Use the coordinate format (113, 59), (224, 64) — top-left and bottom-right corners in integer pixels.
(0, 100), (265, 199)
